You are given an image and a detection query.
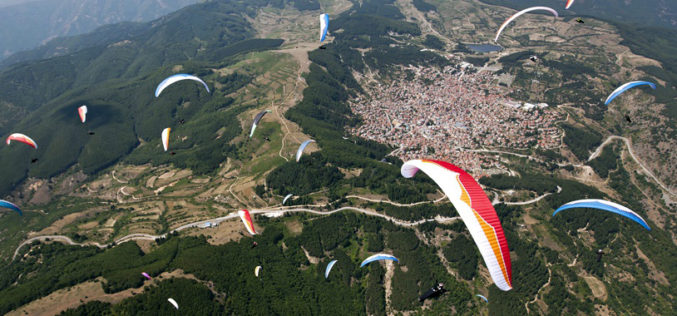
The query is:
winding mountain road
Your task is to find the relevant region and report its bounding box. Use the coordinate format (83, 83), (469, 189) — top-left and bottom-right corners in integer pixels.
(588, 136), (674, 196)
(345, 194), (447, 207)
(13, 206), (460, 260)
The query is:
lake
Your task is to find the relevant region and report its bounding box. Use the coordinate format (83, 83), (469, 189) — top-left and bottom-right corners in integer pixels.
(466, 44), (503, 53)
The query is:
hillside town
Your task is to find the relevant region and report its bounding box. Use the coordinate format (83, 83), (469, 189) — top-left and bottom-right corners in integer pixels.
(349, 65), (563, 175)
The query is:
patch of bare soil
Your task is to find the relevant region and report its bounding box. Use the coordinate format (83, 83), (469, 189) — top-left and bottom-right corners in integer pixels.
(582, 275), (607, 301)
(146, 175), (157, 188)
(135, 239), (156, 253)
(285, 220), (303, 235)
(594, 304), (611, 316)
(301, 246), (320, 264)
(384, 260), (395, 314)
(28, 180), (51, 205)
(57, 171), (88, 195)
(7, 270), (212, 316)
(31, 209), (98, 236)
(185, 220), (246, 246)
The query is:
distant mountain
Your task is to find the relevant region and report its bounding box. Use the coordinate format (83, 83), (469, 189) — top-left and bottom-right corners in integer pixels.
(479, 0), (677, 29)
(0, 0), (199, 59)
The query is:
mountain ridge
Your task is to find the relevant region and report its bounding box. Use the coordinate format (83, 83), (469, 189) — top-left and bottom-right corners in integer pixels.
(0, 0), (200, 59)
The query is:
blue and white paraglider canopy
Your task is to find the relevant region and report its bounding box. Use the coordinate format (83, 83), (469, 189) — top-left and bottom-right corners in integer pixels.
(360, 253), (398, 268)
(325, 260), (338, 279)
(320, 13), (329, 42)
(553, 199), (650, 230)
(604, 81), (656, 105)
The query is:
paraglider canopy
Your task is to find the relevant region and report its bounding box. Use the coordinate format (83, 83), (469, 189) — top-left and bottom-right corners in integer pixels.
(296, 140), (315, 162)
(141, 272), (151, 280)
(0, 200), (22, 216)
(282, 194), (293, 205)
(78, 105), (88, 123)
(155, 74), (210, 98)
(360, 253), (399, 267)
(401, 159), (512, 291)
(6, 133), (38, 149)
(167, 298), (179, 310)
(495, 7), (559, 42)
(553, 199), (651, 230)
(476, 294), (489, 303)
(604, 81), (656, 105)
(320, 13), (329, 42)
(325, 260), (338, 279)
(250, 110), (272, 138)
(255, 266), (262, 277)
(161, 128), (171, 152)
(565, 0), (574, 10)
(238, 210), (257, 235)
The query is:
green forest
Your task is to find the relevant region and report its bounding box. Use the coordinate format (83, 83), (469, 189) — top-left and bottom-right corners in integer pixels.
(0, 0), (674, 315)
(0, 0), (291, 196)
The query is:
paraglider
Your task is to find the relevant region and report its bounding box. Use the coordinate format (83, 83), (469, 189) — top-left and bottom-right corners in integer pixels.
(476, 294), (489, 303)
(255, 265), (262, 277)
(167, 298), (179, 310)
(0, 200), (22, 216)
(604, 81), (656, 105)
(419, 283), (445, 302)
(320, 13), (329, 42)
(576, 18), (584, 24)
(295, 139), (315, 162)
(77, 105), (88, 123)
(495, 7), (559, 42)
(155, 74), (210, 98)
(565, 0), (574, 9)
(325, 260), (337, 279)
(238, 209), (257, 235)
(553, 199), (651, 230)
(529, 55), (538, 62)
(6, 133), (37, 149)
(360, 253), (399, 268)
(31, 158), (39, 164)
(596, 249), (605, 262)
(161, 128), (171, 152)
(250, 110), (271, 138)
(282, 194), (293, 205)
(401, 160), (512, 291)
(625, 115), (632, 123)
(141, 272), (151, 280)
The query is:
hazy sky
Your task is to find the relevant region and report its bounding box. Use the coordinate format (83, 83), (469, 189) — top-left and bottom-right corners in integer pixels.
(0, 0), (39, 8)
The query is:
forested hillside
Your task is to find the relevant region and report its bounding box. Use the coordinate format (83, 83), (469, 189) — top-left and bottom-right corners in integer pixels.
(0, 0), (674, 315)
(0, 0), (294, 195)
